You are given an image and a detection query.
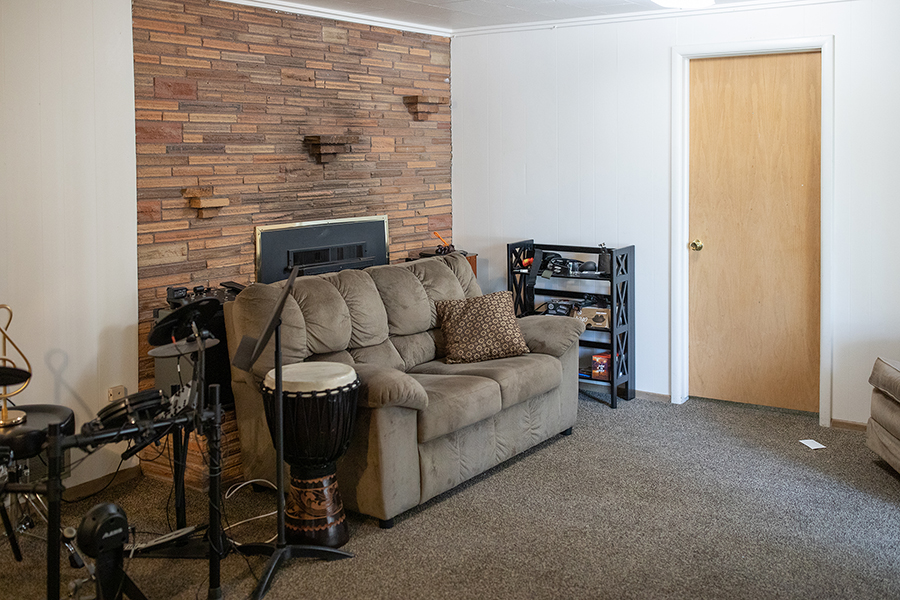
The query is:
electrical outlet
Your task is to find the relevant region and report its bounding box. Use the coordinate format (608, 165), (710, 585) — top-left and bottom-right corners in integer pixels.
(108, 385), (126, 403)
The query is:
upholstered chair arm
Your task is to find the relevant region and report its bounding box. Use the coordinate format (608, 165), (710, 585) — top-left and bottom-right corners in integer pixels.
(517, 315), (585, 358)
(352, 363), (429, 410)
(871, 357), (900, 403)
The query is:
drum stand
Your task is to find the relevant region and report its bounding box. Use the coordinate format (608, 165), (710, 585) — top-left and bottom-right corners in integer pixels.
(40, 301), (229, 600)
(40, 388), (224, 600)
(231, 267), (352, 600)
(126, 334), (212, 560)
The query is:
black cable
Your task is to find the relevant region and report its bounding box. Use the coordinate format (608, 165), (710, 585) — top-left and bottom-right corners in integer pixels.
(62, 454), (126, 504)
(165, 447), (176, 533)
(221, 490), (262, 587)
(164, 423), (190, 532)
(135, 430), (171, 463)
(60, 413), (177, 504)
(195, 573), (210, 600)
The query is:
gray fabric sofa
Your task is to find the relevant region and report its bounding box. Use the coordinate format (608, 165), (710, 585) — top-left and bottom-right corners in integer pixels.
(867, 357), (900, 472)
(223, 252), (584, 526)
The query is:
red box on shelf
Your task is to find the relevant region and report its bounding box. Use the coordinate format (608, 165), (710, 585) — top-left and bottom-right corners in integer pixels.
(591, 353), (611, 381)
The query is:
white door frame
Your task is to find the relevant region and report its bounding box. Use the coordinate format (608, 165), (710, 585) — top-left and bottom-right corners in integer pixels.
(670, 36), (835, 426)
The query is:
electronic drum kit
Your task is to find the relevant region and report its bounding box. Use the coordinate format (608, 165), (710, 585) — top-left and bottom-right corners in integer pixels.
(5, 276), (361, 599)
(2, 299), (229, 600)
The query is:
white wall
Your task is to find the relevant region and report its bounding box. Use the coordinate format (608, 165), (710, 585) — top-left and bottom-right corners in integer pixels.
(451, 0), (900, 424)
(0, 0), (138, 486)
(0, 0), (892, 494)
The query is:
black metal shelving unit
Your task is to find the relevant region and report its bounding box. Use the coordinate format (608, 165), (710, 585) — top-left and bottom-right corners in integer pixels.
(508, 240), (635, 408)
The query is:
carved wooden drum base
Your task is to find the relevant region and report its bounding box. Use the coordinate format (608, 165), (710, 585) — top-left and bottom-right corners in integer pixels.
(261, 362), (360, 549)
(285, 464), (349, 548)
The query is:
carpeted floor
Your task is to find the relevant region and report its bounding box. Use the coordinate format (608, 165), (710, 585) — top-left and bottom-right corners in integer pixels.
(7, 392), (900, 599)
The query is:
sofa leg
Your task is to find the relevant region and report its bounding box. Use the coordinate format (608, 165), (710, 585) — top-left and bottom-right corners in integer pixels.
(561, 427), (573, 436)
(379, 518), (395, 529)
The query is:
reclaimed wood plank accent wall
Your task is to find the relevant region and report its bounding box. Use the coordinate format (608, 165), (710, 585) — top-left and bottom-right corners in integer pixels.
(132, 0), (452, 389)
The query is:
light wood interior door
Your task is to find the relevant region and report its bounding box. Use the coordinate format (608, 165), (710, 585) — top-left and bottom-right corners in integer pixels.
(689, 52), (821, 412)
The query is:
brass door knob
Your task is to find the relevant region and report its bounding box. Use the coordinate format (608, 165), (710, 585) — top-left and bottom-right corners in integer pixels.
(689, 239), (704, 251)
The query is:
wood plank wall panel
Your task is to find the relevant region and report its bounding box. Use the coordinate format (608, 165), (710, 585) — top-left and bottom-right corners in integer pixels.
(132, 0), (451, 389)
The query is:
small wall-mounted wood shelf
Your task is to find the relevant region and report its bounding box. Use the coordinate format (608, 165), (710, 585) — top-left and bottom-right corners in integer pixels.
(182, 186), (228, 219)
(403, 96), (449, 121)
(304, 135), (359, 163)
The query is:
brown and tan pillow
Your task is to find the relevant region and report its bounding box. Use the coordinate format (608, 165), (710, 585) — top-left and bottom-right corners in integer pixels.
(435, 291), (529, 364)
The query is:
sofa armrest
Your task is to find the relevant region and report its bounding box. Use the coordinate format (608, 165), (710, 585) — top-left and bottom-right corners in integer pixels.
(517, 314), (585, 358)
(870, 357), (900, 403)
(353, 363), (429, 410)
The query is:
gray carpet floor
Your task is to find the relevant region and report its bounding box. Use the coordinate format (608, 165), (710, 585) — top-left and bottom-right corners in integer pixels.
(7, 393), (900, 599)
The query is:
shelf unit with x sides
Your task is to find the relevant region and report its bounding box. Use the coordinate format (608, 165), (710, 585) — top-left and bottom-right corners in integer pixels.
(508, 240), (635, 408)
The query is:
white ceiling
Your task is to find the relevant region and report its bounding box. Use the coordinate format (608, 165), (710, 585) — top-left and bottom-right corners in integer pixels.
(229, 0), (833, 35)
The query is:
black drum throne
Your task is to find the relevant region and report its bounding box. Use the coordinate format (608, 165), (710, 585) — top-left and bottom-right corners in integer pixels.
(0, 304), (77, 563)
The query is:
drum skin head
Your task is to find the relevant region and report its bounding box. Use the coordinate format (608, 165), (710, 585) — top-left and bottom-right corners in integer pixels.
(264, 362), (357, 394)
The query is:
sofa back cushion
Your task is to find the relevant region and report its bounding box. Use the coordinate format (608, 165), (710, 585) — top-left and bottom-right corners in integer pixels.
(289, 276), (352, 354)
(288, 269), (390, 355)
(402, 258), (469, 327)
(321, 269), (390, 349)
(227, 282), (311, 381)
(436, 252), (482, 298)
(366, 265), (432, 336)
(366, 255), (479, 370)
(229, 252), (482, 377)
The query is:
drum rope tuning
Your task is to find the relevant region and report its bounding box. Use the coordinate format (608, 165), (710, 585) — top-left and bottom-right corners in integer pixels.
(260, 362), (360, 549)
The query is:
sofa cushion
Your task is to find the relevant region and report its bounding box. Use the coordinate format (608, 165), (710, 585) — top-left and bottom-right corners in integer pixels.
(306, 350), (355, 365)
(322, 269), (389, 349)
(410, 353), (561, 410)
(437, 253), (482, 298)
(390, 330), (440, 371)
(410, 374), (501, 443)
(436, 291), (529, 364)
(367, 265), (432, 336)
(228, 283), (310, 380)
(870, 357), (900, 404)
(290, 276), (351, 354)
(517, 314), (585, 358)
(353, 364), (429, 410)
(349, 339), (406, 371)
(403, 258), (467, 327)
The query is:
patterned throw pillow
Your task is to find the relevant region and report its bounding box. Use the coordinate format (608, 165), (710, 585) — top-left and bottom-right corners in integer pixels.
(435, 291), (530, 364)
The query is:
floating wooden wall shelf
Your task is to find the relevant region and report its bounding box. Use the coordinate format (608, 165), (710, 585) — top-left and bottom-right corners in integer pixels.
(403, 96), (449, 121)
(305, 135), (359, 163)
(182, 186), (228, 219)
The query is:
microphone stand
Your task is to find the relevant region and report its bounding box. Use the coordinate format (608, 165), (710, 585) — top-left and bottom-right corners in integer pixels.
(231, 267), (351, 600)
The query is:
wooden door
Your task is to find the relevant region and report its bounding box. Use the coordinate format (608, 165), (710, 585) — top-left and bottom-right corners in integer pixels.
(689, 52), (821, 412)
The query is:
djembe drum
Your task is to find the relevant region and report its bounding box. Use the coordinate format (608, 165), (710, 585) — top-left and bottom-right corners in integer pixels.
(261, 362), (359, 548)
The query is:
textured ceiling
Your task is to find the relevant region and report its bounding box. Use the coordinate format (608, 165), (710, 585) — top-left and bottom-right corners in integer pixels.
(228, 0), (824, 34)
